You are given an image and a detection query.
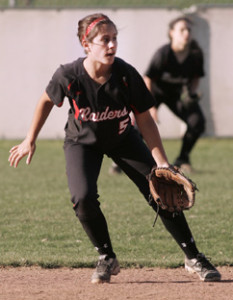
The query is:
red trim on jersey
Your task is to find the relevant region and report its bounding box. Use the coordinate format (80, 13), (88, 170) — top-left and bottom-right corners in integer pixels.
(72, 99), (80, 121)
(82, 17), (106, 43)
(57, 101), (63, 107)
(67, 81), (82, 122)
(67, 82), (72, 91)
(130, 105), (140, 115)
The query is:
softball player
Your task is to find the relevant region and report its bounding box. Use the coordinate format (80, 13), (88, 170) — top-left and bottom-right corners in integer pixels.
(144, 16), (206, 173)
(9, 13), (220, 284)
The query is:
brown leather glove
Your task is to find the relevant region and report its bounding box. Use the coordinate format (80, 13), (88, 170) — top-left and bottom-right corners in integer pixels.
(148, 166), (197, 213)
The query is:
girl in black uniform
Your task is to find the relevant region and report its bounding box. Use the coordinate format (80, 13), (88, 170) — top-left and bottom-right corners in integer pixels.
(144, 16), (206, 173)
(9, 13), (220, 284)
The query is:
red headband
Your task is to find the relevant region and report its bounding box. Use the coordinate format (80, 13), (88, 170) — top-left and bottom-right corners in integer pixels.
(82, 17), (106, 43)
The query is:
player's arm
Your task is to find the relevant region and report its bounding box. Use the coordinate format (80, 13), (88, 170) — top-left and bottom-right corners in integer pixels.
(143, 75), (153, 92)
(135, 110), (169, 168)
(189, 77), (200, 95)
(8, 91), (54, 168)
(143, 75), (159, 123)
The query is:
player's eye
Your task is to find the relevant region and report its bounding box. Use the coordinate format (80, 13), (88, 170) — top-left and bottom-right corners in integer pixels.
(181, 27), (191, 33)
(104, 37), (111, 44)
(101, 35), (117, 45)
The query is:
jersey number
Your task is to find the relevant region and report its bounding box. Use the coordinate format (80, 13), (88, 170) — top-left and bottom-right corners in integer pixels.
(119, 117), (129, 135)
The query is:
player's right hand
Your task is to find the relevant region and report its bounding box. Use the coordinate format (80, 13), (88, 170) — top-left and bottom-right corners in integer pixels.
(8, 139), (36, 168)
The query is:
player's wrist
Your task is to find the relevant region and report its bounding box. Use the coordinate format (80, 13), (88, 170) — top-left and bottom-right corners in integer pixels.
(25, 135), (36, 146)
(156, 162), (170, 168)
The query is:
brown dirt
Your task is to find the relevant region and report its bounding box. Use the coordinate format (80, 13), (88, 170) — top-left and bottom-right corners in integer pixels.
(0, 266), (233, 300)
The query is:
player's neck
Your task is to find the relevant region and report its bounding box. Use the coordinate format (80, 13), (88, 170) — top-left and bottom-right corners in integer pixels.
(84, 58), (112, 85)
(171, 42), (189, 63)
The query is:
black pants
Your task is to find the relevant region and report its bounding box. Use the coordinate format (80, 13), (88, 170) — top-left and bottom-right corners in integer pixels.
(64, 129), (153, 219)
(64, 128), (199, 259)
(161, 100), (205, 163)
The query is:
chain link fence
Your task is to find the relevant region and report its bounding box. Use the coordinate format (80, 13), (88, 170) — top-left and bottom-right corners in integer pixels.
(1, 0), (233, 9)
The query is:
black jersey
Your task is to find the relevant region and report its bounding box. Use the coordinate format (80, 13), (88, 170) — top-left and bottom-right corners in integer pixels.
(144, 42), (205, 105)
(46, 57), (154, 149)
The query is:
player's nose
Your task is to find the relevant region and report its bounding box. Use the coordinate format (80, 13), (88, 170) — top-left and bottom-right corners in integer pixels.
(108, 40), (117, 49)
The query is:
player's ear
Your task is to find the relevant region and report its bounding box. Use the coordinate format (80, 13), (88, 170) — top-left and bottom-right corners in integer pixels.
(168, 29), (173, 40)
(82, 39), (90, 53)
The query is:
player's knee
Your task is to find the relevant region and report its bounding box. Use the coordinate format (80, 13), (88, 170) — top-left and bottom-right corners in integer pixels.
(71, 193), (101, 220)
(197, 114), (205, 133)
(188, 115), (205, 136)
(195, 119), (205, 136)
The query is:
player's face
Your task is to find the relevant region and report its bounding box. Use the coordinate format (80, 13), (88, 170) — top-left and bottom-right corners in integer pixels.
(170, 20), (192, 48)
(87, 24), (118, 65)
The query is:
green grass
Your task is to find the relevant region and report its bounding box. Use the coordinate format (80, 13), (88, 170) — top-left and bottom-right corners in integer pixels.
(1, 138), (233, 268)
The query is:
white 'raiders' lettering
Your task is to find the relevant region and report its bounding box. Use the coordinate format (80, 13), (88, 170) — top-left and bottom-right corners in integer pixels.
(79, 106), (129, 122)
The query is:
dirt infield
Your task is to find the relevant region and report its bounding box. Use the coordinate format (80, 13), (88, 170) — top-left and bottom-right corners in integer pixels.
(0, 266), (233, 300)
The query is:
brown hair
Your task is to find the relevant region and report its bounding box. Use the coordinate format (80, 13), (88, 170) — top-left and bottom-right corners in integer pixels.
(168, 16), (193, 40)
(168, 16), (202, 54)
(77, 13), (117, 44)
(169, 16), (193, 30)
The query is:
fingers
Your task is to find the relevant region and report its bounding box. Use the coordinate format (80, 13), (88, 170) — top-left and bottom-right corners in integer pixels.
(8, 145), (18, 167)
(8, 145), (26, 168)
(9, 145), (19, 153)
(26, 151), (34, 165)
(8, 143), (35, 168)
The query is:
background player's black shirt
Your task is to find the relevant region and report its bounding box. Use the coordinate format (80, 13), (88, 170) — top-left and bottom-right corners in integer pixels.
(46, 57), (154, 149)
(144, 42), (205, 106)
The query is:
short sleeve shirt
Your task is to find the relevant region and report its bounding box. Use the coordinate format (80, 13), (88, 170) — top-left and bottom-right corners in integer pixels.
(46, 57), (154, 149)
(144, 43), (205, 104)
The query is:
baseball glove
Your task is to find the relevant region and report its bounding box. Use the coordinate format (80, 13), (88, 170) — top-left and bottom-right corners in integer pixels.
(148, 166), (197, 214)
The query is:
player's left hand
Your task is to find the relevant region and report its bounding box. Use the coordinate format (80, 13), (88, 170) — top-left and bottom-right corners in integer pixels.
(148, 165), (197, 213)
(181, 92), (200, 109)
(8, 139), (36, 168)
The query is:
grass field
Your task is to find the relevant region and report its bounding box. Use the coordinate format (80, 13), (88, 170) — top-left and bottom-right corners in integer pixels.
(0, 138), (233, 269)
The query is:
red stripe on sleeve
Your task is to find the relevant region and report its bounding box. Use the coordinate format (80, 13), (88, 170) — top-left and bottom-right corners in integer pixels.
(130, 104), (140, 115)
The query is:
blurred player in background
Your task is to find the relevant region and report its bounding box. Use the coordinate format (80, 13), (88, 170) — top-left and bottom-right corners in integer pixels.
(9, 13), (220, 284)
(144, 16), (205, 173)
